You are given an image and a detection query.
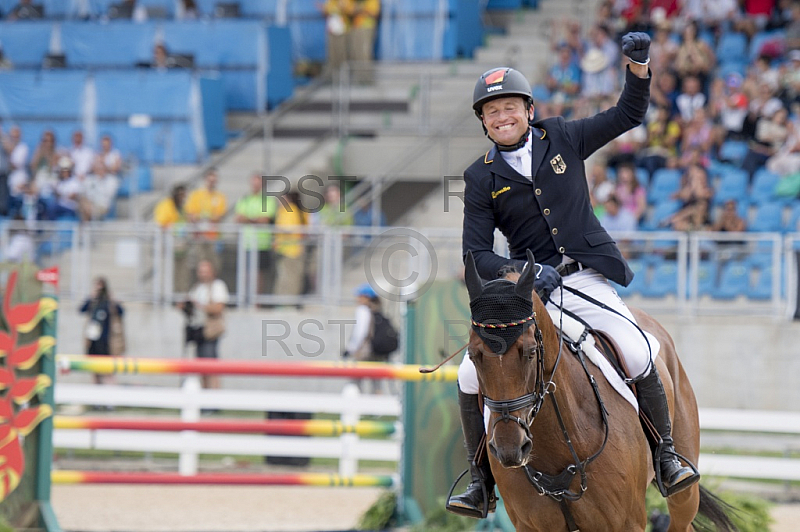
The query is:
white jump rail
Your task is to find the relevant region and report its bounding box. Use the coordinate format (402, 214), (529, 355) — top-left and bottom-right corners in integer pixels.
(54, 378), (402, 476)
(699, 408), (800, 482)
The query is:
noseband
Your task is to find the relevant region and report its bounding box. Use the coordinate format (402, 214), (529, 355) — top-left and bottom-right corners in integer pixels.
(471, 312), (554, 441)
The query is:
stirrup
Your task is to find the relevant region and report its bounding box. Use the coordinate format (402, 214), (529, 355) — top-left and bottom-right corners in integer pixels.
(445, 469), (496, 519)
(654, 441), (700, 497)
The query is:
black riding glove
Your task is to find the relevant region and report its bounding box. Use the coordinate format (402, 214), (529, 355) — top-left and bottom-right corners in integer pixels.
(621, 32), (651, 65)
(533, 264), (561, 303)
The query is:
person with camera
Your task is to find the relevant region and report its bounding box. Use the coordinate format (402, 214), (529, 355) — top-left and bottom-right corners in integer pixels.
(80, 277), (125, 386)
(180, 260), (229, 391)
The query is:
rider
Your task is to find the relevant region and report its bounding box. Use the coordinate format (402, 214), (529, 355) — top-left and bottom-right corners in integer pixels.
(446, 32), (700, 519)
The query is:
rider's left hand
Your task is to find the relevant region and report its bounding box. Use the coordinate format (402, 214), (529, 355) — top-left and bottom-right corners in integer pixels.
(534, 264), (561, 303)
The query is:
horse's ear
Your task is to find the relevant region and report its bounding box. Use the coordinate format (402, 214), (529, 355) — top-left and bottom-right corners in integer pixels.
(464, 251), (484, 301)
(515, 249), (536, 300)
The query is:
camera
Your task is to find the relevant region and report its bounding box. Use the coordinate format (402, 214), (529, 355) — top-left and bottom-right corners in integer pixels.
(182, 300), (195, 318)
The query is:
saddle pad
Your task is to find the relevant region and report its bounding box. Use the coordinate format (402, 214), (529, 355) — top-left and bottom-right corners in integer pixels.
(483, 311), (659, 432)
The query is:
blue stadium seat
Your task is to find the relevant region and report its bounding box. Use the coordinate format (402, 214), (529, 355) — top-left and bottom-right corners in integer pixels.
(648, 168), (682, 204)
(786, 201), (800, 233)
(719, 140), (749, 165)
(748, 202), (783, 232)
(61, 21), (157, 67)
(0, 22), (52, 68)
(750, 168), (781, 205)
(716, 32), (748, 63)
(717, 60), (748, 79)
(377, 0), (457, 60)
(695, 261), (717, 297)
(712, 260), (749, 299)
(714, 167), (749, 206)
(707, 159), (734, 179)
(0, 71), (87, 119)
(162, 20), (261, 68)
(641, 260), (678, 298)
(748, 265), (776, 300)
(611, 259), (645, 298)
(643, 199), (681, 230)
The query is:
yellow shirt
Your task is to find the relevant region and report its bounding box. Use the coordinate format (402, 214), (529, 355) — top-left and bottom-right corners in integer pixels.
(154, 198), (184, 229)
(185, 187), (227, 239)
(274, 200), (306, 259)
(324, 0), (380, 30)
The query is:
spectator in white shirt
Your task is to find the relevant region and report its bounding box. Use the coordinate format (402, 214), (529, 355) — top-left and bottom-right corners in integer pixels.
(98, 135), (122, 176)
(69, 130), (95, 180)
(48, 156), (84, 220)
(80, 159), (119, 221)
(4, 126), (29, 197)
(676, 76), (706, 123)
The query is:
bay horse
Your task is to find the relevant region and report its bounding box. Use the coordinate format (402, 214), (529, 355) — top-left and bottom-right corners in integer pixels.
(463, 250), (736, 532)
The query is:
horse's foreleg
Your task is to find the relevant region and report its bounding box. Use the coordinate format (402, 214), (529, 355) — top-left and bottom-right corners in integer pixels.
(665, 483), (701, 532)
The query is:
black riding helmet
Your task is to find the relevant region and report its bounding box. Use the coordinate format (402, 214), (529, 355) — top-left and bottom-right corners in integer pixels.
(472, 67), (534, 151)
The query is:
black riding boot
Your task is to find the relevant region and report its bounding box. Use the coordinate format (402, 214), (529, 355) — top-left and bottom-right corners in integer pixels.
(446, 389), (496, 518)
(636, 366), (700, 497)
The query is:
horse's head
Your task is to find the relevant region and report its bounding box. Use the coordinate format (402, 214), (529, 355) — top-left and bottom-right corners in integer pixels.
(465, 250), (550, 469)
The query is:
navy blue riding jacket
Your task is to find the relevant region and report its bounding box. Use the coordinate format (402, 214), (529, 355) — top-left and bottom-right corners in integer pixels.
(462, 67), (651, 286)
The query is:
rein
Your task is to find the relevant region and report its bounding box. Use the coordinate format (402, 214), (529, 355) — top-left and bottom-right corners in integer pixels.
(481, 286), (612, 532)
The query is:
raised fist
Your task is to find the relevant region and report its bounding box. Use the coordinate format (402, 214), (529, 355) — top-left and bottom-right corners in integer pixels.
(621, 32), (651, 65)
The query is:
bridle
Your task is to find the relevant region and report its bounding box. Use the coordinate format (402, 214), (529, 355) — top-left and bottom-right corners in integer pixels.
(471, 300), (611, 507)
(471, 311), (553, 442)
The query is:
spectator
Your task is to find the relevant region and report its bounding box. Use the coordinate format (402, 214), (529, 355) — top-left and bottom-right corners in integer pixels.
(673, 21), (715, 86)
(786, 2), (800, 50)
(185, 167), (226, 275)
(176, 0), (199, 20)
(742, 82), (783, 140)
(650, 70), (680, 118)
(614, 163), (647, 222)
(234, 173), (277, 299)
(79, 159), (119, 221)
(666, 164), (713, 231)
(10, 182), (46, 224)
(154, 184), (187, 229)
(546, 43), (582, 103)
(600, 194), (638, 232)
(47, 157), (83, 220)
(154, 184), (191, 294)
(69, 130), (95, 180)
(640, 106), (681, 176)
(29, 130), (57, 196)
(80, 277), (125, 386)
(348, 0), (381, 85)
(3, 214), (35, 263)
(580, 48), (615, 101)
(742, 104), (789, 178)
(151, 43), (172, 70)
(750, 55), (781, 92)
(766, 118), (800, 176)
(322, 0), (350, 79)
(648, 20), (678, 75)
(710, 199), (747, 232)
(715, 73), (749, 139)
(318, 184), (353, 226)
(7, 0), (43, 21)
(607, 123), (647, 168)
(589, 162), (615, 217)
(680, 107), (719, 162)
(98, 135), (122, 176)
(4, 126), (28, 203)
(273, 191), (307, 300)
(676, 76), (707, 122)
(182, 260), (228, 391)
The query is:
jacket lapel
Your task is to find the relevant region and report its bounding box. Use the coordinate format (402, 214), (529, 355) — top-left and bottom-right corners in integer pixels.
(487, 145), (532, 185)
(530, 126), (549, 179)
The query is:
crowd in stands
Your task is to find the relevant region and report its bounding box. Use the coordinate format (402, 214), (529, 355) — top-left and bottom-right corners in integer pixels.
(537, 0), (800, 235)
(0, 127), (121, 224)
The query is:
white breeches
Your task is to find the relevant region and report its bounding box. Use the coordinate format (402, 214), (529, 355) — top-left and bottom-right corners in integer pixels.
(458, 268), (654, 395)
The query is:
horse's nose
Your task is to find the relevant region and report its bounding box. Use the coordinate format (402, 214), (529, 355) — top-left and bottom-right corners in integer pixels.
(488, 436), (531, 468)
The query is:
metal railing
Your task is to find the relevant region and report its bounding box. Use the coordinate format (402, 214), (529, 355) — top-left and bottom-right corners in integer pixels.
(1, 220), (798, 318)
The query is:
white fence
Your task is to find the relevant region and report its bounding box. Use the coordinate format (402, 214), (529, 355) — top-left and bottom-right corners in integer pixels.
(54, 379), (800, 485)
(54, 378), (402, 477)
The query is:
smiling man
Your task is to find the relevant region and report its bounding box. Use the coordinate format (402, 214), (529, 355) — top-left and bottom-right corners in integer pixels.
(448, 32), (700, 519)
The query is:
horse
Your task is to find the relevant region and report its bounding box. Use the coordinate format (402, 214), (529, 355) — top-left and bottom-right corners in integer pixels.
(463, 250), (737, 532)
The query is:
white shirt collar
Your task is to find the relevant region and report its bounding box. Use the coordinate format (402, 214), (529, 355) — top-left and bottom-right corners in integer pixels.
(500, 132), (533, 179)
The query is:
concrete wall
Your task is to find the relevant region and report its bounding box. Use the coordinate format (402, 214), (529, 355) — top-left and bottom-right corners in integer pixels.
(57, 299), (800, 411)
